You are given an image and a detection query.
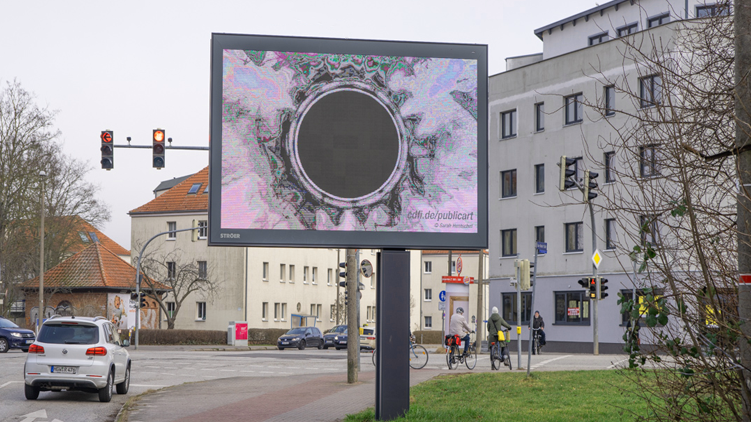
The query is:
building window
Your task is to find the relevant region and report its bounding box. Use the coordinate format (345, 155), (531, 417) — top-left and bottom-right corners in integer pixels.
(198, 220), (208, 239)
(330, 304), (335, 321)
(451, 260), (457, 274)
(424, 289), (432, 301)
(327, 268), (332, 285)
(640, 215), (660, 246)
(167, 222), (176, 239)
(424, 261), (432, 274)
(262, 302), (268, 321)
(89, 232), (99, 243)
(640, 145), (660, 177)
(617, 22), (638, 36)
(605, 219), (617, 250)
(274, 303), (280, 321)
(262, 262), (269, 281)
(79, 231), (90, 242)
(197, 261), (207, 279)
(604, 152), (616, 183)
(696, 4), (730, 17)
(565, 222), (584, 252)
(502, 292), (532, 324)
(565, 94), (583, 124)
(281, 303), (287, 320)
(502, 229), (517, 257)
(588, 31), (608, 46)
(534, 164), (545, 193)
(367, 306), (373, 322)
(648, 12), (670, 28)
(166, 302), (176, 318)
(312, 267), (318, 284)
(534, 103), (544, 132)
(535, 226), (546, 254)
(555, 291), (590, 325)
(501, 109), (517, 139)
(640, 75), (662, 108)
(317, 304), (322, 321)
(604, 86), (615, 116)
(501, 169), (517, 198)
(424, 316), (433, 328)
(197, 302), (206, 321)
(310, 304), (317, 318)
(303, 266), (309, 284)
(280, 264), (286, 282)
(188, 183), (202, 194)
(289, 265), (295, 283)
(167, 262), (176, 280)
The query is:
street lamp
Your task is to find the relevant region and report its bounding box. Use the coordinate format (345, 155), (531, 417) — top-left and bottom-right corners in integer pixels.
(37, 171), (46, 334)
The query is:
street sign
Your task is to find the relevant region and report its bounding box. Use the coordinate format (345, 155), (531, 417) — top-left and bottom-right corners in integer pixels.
(592, 249), (603, 268)
(439, 290), (446, 302)
(360, 259), (373, 278)
(438, 302), (446, 311)
(441, 276), (474, 284)
(536, 241), (547, 254)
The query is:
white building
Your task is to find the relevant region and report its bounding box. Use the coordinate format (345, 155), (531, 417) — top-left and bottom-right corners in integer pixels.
(488, 0), (718, 352)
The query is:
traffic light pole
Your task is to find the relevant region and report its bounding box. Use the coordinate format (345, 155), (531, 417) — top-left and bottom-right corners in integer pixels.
(134, 226), (199, 350)
(346, 249), (358, 384)
(589, 202), (599, 355)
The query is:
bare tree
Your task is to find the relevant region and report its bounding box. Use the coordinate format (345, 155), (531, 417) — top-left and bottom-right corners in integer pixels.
(574, 2), (748, 420)
(137, 243), (221, 329)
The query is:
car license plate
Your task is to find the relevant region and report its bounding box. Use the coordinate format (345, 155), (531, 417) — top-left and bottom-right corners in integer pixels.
(51, 366), (77, 374)
(282, 342), (289, 345)
(25, 340), (33, 344)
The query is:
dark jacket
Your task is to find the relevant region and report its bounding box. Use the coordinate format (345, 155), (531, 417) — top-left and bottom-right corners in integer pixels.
(487, 313), (512, 345)
(533, 315), (545, 330)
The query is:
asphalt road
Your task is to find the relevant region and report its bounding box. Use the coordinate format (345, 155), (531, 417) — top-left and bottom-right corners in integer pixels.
(0, 346), (634, 422)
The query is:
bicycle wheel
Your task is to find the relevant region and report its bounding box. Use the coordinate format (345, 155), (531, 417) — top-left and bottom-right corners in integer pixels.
(505, 350), (513, 371)
(372, 349), (376, 366)
(446, 347), (456, 370)
(536, 338), (542, 355)
(490, 344), (502, 370)
(465, 344), (477, 370)
(409, 345), (429, 369)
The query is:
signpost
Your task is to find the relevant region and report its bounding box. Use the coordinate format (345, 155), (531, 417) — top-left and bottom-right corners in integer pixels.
(526, 242), (545, 376)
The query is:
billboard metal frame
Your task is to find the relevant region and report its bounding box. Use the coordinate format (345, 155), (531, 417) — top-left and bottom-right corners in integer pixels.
(209, 33), (488, 249)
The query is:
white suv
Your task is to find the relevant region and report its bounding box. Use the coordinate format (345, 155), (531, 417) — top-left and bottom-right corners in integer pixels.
(24, 315), (131, 402)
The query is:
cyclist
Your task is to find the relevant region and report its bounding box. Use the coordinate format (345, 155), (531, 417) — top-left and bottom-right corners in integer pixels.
(487, 306), (511, 369)
(449, 307), (473, 356)
(530, 310), (546, 353)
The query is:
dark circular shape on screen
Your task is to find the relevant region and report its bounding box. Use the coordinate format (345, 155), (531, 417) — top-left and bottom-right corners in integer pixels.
(297, 91), (400, 199)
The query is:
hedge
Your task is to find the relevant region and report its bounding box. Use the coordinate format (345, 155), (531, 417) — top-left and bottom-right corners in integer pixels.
(133, 328), (290, 345)
(413, 330), (444, 345)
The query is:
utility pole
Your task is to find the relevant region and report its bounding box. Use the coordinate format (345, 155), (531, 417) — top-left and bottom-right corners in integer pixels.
(346, 248), (358, 384)
(589, 202), (599, 355)
(476, 249), (484, 346)
(735, 0), (751, 419)
(37, 171), (46, 334)
(336, 248), (341, 324)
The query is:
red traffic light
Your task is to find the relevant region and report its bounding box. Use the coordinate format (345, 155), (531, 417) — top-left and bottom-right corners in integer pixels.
(100, 131), (113, 143)
(153, 130), (165, 143)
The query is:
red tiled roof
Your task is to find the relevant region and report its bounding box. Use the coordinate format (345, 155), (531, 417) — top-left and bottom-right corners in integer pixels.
(21, 243), (169, 291)
(129, 167), (209, 215)
(66, 215), (130, 256)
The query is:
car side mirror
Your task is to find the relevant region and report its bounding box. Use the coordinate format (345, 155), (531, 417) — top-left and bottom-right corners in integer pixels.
(122, 339), (130, 348)
(306, 333), (311, 337)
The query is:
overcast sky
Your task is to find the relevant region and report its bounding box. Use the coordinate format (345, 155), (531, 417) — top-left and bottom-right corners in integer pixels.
(1, 0), (596, 250)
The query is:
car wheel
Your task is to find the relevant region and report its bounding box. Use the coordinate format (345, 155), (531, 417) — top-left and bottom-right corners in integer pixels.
(0, 338), (9, 353)
(298, 340), (306, 350)
(116, 365), (130, 394)
(98, 370), (113, 402)
(24, 384), (39, 400)
(21, 348), (29, 353)
(278, 347), (284, 350)
(323, 345), (329, 350)
(317, 341), (323, 350)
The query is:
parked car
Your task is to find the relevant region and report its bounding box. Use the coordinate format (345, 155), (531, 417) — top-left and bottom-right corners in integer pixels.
(322, 325), (347, 350)
(24, 315), (131, 402)
(277, 326), (323, 350)
(0, 317), (35, 353)
(360, 325), (376, 350)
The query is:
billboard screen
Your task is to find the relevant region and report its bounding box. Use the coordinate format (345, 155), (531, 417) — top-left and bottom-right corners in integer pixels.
(209, 34), (487, 249)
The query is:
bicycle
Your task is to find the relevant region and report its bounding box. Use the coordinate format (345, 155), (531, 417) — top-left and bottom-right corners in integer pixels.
(445, 331), (477, 370)
(371, 335), (429, 369)
(490, 329), (512, 371)
(532, 328), (542, 355)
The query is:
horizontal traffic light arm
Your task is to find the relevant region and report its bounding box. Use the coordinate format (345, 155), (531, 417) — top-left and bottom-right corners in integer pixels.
(110, 143), (209, 151)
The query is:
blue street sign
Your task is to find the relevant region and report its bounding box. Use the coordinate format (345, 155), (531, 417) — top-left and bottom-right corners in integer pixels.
(439, 290), (446, 302)
(536, 242), (547, 254)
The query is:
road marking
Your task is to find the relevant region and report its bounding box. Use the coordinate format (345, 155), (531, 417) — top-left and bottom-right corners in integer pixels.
(0, 381), (23, 389)
(240, 370), (254, 373)
(130, 384), (169, 388)
(531, 355), (572, 369)
(607, 358), (629, 369)
(20, 409), (47, 422)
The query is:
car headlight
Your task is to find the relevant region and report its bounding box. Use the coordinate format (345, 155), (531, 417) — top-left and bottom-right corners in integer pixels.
(334, 336), (338, 340)
(10, 332), (22, 338)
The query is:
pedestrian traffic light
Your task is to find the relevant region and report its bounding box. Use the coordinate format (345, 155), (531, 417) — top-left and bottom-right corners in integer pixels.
(599, 277), (609, 299)
(583, 170), (599, 202)
(559, 155), (577, 191)
(345, 290), (349, 306)
(577, 278), (589, 289)
(100, 130), (114, 170)
(589, 278), (597, 299)
(338, 262), (347, 279)
(153, 129), (166, 169)
(140, 293), (148, 309)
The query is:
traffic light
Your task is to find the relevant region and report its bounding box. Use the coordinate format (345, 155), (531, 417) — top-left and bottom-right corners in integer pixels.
(339, 280), (347, 288)
(589, 278), (597, 299)
(559, 155), (577, 191)
(583, 170), (599, 202)
(577, 278), (589, 289)
(599, 277), (609, 299)
(140, 293), (148, 309)
(516, 259), (531, 291)
(153, 129), (166, 169)
(345, 290), (349, 306)
(338, 262), (347, 279)
(191, 219), (199, 242)
(100, 130), (114, 170)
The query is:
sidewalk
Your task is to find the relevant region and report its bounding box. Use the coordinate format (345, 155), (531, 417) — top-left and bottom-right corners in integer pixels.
(122, 368), (443, 422)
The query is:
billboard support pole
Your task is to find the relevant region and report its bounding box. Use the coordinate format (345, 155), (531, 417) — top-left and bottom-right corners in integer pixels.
(375, 249), (410, 421)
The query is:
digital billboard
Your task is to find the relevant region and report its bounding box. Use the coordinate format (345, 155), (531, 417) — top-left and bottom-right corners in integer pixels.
(209, 34), (487, 249)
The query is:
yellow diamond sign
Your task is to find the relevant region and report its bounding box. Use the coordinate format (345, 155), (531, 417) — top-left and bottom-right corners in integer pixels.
(592, 249), (603, 268)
